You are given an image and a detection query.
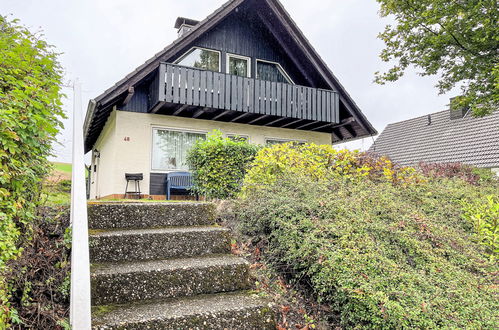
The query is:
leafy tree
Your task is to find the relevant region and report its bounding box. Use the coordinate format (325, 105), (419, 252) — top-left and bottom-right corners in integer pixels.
(0, 15), (64, 325)
(375, 0), (498, 116)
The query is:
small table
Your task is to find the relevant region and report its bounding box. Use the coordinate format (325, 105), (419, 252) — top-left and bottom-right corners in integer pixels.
(124, 173), (143, 199)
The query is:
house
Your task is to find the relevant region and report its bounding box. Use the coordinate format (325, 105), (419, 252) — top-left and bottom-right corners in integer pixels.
(369, 105), (499, 175)
(84, 0), (377, 199)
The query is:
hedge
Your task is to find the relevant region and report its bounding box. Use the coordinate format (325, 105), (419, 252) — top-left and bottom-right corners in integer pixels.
(233, 144), (499, 328)
(186, 130), (260, 199)
(0, 16), (64, 325)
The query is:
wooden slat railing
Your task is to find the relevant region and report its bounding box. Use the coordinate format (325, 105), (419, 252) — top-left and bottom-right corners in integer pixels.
(159, 63), (339, 123)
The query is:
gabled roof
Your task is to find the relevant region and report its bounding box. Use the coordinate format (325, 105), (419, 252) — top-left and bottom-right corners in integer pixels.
(84, 0), (377, 152)
(369, 110), (499, 168)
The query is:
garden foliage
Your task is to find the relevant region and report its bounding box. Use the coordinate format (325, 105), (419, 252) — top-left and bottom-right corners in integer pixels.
(7, 207), (71, 328)
(462, 195), (499, 261)
(0, 16), (64, 324)
(186, 130), (260, 199)
(243, 143), (423, 190)
(234, 143), (499, 328)
(418, 161), (496, 185)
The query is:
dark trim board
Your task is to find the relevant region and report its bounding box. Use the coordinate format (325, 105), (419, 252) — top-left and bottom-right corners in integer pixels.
(151, 103), (337, 133)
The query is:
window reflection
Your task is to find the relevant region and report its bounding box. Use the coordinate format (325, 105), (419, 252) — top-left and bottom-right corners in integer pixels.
(177, 48), (220, 72)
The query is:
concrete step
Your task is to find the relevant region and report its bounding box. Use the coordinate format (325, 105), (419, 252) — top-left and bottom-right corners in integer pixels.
(92, 292), (274, 329)
(91, 255), (251, 305)
(87, 202), (216, 229)
(89, 226), (231, 263)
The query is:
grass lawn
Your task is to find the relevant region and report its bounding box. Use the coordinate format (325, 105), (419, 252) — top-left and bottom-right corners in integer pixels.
(52, 162), (72, 174)
(42, 162), (72, 206)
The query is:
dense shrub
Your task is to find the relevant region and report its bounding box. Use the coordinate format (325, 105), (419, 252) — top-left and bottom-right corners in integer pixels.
(0, 16), (64, 325)
(186, 130), (260, 199)
(235, 176), (498, 328)
(7, 207), (71, 329)
(243, 143), (423, 192)
(232, 145), (499, 328)
(418, 162), (496, 185)
(462, 195), (499, 261)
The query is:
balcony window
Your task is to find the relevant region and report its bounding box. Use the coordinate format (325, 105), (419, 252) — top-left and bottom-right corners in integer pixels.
(152, 128), (206, 171)
(176, 47), (220, 72)
(227, 54), (250, 77)
(257, 60), (293, 84)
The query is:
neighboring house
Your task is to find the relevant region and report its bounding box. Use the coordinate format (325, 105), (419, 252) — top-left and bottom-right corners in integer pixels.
(84, 0), (377, 199)
(369, 105), (499, 175)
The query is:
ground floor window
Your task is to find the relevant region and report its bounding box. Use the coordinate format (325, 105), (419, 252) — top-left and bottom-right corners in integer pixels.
(151, 128), (206, 171)
(265, 138), (306, 146)
(226, 134), (249, 142)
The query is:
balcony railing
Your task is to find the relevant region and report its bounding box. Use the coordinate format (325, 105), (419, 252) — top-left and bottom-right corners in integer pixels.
(154, 63), (339, 124)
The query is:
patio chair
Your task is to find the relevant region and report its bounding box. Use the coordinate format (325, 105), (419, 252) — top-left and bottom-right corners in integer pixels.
(165, 171), (197, 200)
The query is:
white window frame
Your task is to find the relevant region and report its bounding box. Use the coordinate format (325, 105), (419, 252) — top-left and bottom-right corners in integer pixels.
(265, 137), (307, 145)
(150, 126), (208, 173)
(226, 53), (251, 78)
(256, 59), (294, 84)
(226, 133), (250, 142)
(174, 46), (222, 72)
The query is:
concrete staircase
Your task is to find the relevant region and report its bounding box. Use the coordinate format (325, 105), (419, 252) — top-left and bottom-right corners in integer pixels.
(87, 202), (274, 329)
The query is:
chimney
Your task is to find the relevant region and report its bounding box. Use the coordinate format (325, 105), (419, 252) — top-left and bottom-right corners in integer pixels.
(449, 97), (469, 120)
(174, 17), (200, 38)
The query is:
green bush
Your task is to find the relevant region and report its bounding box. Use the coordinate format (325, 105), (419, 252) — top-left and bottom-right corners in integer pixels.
(233, 147), (499, 328)
(186, 130), (260, 199)
(462, 195), (499, 261)
(418, 162), (497, 185)
(7, 207), (71, 328)
(0, 16), (64, 325)
(243, 143), (423, 193)
(57, 179), (72, 193)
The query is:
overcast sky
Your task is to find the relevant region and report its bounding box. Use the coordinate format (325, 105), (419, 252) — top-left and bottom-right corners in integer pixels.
(2, 0), (456, 163)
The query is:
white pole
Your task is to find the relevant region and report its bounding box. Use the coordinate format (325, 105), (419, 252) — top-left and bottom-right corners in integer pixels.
(70, 79), (92, 329)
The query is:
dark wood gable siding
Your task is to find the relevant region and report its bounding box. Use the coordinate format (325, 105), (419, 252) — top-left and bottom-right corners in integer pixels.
(174, 11), (309, 86)
(121, 82), (150, 113)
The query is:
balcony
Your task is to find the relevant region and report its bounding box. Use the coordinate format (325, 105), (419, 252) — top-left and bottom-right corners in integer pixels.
(149, 63), (339, 132)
